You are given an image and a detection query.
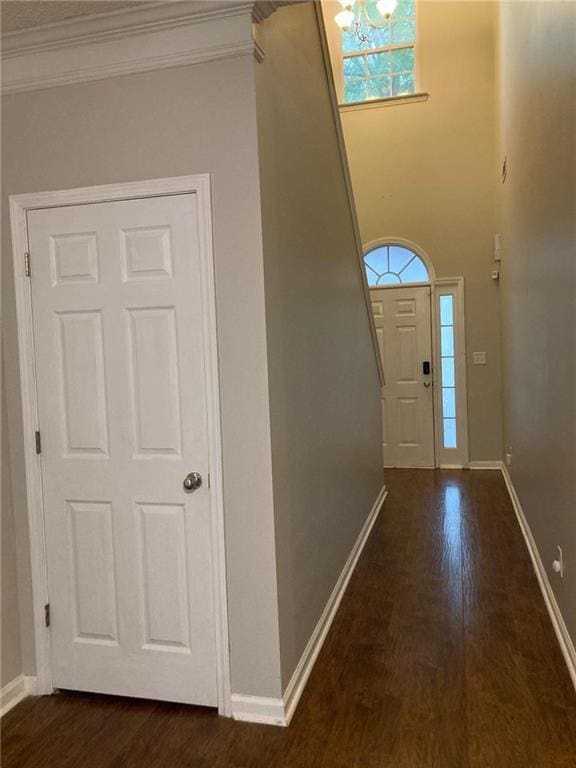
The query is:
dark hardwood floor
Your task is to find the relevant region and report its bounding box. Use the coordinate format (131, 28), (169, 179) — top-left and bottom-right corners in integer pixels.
(3, 470), (576, 767)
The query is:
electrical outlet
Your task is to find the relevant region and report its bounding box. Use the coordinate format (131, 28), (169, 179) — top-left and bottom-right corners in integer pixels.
(552, 546), (564, 579)
(505, 451), (512, 468)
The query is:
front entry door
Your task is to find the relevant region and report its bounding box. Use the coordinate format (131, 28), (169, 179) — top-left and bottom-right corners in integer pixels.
(28, 194), (217, 705)
(371, 286), (435, 467)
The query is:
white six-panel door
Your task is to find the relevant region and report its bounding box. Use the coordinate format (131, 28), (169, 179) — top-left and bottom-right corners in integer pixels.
(27, 194), (217, 705)
(371, 286), (435, 467)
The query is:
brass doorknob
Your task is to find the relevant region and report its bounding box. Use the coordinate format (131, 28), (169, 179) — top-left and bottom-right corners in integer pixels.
(183, 472), (202, 492)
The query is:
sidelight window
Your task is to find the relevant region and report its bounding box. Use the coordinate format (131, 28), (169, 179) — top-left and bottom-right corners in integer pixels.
(439, 294), (457, 449)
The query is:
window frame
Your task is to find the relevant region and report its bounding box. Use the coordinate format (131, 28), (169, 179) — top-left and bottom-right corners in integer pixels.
(340, 0), (420, 105)
(364, 239), (469, 469)
(432, 278), (469, 468)
(363, 238), (435, 285)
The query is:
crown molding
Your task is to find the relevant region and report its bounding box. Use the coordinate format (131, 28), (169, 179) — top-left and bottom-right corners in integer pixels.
(252, 1), (282, 24)
(1, 1), (281, 96)
(1, 2), (256, 56)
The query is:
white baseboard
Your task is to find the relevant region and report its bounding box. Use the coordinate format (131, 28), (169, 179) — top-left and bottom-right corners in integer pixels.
(469, 460), (505, 470)
(230, 693), (286, 726)
(438, 463), (464, 469)
(385, 465), (435, 469)
(0, 675), (37, 717)
(231, 483), (388, 727)
(282, 483), (387, 725)
(501, 466), (576, 691)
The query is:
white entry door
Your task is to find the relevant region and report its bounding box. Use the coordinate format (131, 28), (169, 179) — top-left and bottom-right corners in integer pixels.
(28, 194), (217, 705)
(371, 286), (435, 467)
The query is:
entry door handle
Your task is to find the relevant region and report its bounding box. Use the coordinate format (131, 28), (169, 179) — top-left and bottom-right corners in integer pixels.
(183, 472), (203, 492)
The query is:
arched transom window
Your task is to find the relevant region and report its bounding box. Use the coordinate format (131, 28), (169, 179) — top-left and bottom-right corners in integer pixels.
(364, 244), (429, 286)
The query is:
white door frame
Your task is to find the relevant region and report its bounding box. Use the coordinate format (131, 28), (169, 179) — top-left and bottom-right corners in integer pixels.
(9, 175), (232, 716)
(369, 276), (469, 469)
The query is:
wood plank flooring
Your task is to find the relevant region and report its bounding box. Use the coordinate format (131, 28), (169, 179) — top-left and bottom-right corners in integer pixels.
(2, 470), (576, 767)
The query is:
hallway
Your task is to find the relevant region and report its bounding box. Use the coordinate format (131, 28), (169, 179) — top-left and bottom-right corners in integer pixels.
(2, 470), (576, 767)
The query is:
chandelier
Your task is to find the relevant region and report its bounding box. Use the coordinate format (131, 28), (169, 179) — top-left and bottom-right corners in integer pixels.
(335, 0), (398, 45)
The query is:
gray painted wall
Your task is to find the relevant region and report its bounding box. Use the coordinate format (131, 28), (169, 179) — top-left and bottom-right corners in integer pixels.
(1, 57), (282, 698)
(1, 365), (23, 687)
(498, 2), (576, 647)
(255, 3), (384, 689)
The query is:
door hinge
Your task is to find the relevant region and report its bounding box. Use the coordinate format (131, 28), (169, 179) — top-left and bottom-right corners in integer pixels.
(35, 430), (42, 454)
(45, 603), (51, 627)
(208, 472), (211, 489)
(24, 252), (31, 277)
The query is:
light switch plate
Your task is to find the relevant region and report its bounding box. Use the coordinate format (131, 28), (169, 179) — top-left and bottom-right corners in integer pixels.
(473, 352), (487, 365)
(494, 234), (502, 261)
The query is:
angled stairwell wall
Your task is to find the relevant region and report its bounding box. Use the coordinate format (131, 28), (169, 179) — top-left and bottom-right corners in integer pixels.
(254, 1), (385, 699)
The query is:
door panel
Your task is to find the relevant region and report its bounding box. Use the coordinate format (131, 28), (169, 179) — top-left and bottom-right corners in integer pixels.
(127, 307), (182, 455)
(57, 311), (109, 456)
(28, 194), (217, 706)
(138, 502), (190, 650)
(68, 500), (118, 644)
(371, 286), (435, 467)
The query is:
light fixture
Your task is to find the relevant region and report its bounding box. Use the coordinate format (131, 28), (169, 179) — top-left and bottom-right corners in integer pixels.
(376, 0), (398, 19)
(335, 0), (398, 39)
(335, 9), (354, 30)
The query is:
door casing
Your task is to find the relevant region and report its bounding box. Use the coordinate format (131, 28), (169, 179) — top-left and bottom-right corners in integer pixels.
(370, 276), (469, 469)
(9, 175), (232, 715)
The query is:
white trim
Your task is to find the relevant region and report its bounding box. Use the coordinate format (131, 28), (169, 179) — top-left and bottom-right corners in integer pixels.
(386, 464), (434, 469)
(1, 2), (263, 95)
(9, 196), (52, 695)
(438, 463), (465, 469)
(9, 175), (231, 715)
(370, 281), (430, 291)
(230, 694), (286, 726)
(0, 0), (281, 53)
(469, 460), (504, 470)
(2, 2), (252, 54)
(339, 92), (429, 112)
(0, 675), (37, 717)
(195, 177), (232, 717)
(231, 483), (388, 726)
(315, 4), (384, 386)
(501, 467), (576, 691)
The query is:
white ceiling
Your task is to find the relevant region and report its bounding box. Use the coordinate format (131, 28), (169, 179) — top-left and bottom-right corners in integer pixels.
(1, 1), (147, 34)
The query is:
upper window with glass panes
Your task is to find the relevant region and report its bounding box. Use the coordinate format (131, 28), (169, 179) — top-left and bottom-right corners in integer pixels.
(342, 0), (416, 104)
